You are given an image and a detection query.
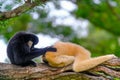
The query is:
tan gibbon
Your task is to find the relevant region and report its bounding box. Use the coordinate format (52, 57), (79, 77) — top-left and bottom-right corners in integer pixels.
(42, 41), (116, 72)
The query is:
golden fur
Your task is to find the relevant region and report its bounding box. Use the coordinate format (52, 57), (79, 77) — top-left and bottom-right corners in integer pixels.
(43, 41), (116, 72)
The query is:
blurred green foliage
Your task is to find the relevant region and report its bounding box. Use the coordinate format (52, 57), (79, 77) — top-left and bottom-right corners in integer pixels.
(74, 0), (120, 56)
(76, 0), (120, 35)
(1, 0), (120, 57)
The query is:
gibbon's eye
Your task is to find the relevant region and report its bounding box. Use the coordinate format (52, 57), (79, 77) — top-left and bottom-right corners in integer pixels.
(28, 40), (33, 48)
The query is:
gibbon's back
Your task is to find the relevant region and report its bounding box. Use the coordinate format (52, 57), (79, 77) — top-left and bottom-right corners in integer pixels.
(51, 41), (91, 57)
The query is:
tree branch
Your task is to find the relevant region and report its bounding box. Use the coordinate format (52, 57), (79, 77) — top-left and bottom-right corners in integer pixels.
(0, 0), (47, 21)
(0, 58), (120, 80)
(106, 0), (120, 20)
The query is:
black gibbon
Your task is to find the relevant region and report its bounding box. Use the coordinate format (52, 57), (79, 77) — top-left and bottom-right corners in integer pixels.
(42, 41), (116, 72)
(7, 31), (56, 67)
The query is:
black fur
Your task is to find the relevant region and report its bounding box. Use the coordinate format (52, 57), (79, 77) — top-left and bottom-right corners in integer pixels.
(7, 31), (56, 67)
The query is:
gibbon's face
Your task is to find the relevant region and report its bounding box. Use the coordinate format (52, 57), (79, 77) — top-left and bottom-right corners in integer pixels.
(28, 40), (33, 48)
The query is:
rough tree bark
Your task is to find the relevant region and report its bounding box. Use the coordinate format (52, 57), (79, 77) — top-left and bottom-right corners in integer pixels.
(0, 58), (120, 80)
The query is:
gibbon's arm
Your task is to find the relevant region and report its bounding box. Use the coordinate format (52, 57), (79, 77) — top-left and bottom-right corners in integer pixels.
(45, 52), (75, 67)
(24, 47), (56, 61)
(13, 44), (56, 64)
(73, 54), (116, 72)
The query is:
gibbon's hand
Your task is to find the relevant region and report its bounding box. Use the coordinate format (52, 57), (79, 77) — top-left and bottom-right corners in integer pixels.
(45, 46), (57, 52)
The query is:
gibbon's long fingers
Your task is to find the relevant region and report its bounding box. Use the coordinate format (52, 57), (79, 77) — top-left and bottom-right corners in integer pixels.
(73, 54), (116, 72)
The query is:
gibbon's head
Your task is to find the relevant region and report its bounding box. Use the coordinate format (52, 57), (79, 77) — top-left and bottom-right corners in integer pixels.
(28, 40), (33, 48)
(15, 31), (39, 45)
(42, 54), (49, 64)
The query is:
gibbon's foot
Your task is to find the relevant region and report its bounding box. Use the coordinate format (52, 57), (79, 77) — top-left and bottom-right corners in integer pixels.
(20, 61), (37, 67)
(30, 62), (37, 67)
(107, 54), (117, 59)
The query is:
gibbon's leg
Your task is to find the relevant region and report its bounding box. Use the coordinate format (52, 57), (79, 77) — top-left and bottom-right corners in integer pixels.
(53, 55), (75, 67)
(46, 53), (75, 67)
(73, 54), (116, 72)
